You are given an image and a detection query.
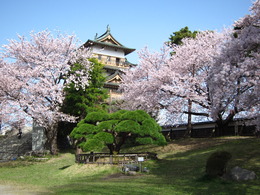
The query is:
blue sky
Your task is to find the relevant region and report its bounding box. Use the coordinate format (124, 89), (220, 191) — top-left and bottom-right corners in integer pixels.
(0, 0), (253, 64)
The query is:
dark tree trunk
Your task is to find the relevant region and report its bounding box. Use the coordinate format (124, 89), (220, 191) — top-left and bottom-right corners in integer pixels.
(186, 64), (195, 137)
(45, 122), (59, 155)
(0, 117), (2, 131)
(107, 133), (128, 155)
(57, 121), (76, 150)
(215, 119), (225, 137)
(186, 99), (192, 137)
(107, 144), (120, 155)
(215, 111), (236, 137)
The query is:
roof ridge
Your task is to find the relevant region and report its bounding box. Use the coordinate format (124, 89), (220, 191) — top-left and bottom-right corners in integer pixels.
(95, 25), (111, 41)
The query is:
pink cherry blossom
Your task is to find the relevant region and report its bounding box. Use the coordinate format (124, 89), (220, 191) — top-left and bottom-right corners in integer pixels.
(209, 0), (259, 130)
(121, 31), (225, 125)
(0, 30), (92, 153)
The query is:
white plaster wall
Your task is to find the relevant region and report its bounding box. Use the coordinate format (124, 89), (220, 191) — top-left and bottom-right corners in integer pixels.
(92, 45), (125, 58)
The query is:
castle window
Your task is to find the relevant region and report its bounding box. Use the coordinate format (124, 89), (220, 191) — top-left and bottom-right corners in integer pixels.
(98, 55), (102, 60)
(107, 56), (111, 62)
(116, 58), (120, 66)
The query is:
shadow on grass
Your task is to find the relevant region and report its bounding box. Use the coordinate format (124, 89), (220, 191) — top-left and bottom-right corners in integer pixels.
(47, 182), (161, 195)
(44, 138), (260, 195)
(59, 165), (71, 170)
(59, 149), (77, 155)
(145, 138), (260, 195)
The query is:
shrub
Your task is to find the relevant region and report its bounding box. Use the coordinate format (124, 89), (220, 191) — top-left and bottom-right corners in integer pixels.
(70, 110), (167, 154)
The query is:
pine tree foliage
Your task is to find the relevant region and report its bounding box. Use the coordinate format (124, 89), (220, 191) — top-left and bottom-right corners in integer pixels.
(62, 58), (108, 120)
(169, 26), (198, 46)
(70, 110), (166, 154)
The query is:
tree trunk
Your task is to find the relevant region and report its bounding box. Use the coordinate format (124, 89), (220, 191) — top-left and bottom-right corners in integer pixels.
(45, 122), (59, 155)
(76, 147), (83, 154)
(186, 99), (192, 137)
(185, 64), (195, 137)
(215, 119), (224, 137)
(107, 144), (121, 155)
(215, 111), (236, 137)
(107, 135), (127, 155)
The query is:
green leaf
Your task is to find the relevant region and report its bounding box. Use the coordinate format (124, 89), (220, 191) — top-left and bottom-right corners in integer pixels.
(155, 134), (167, 146)
(76, 123), (97, 134)
(93, 132), (114, 144)
(121, 110), (145, 122)
(71, 109), (166, 153)
(96, 120), (119, 131)
(136, 137), (154, 145)
(82, 139), (104, 152)
(61, 58), (108, 119)
(115, 120), (140, 133)
(140, 119), (157, 136)
(109, 110), (127, 120)
(134, 110), (151, 120)
(85, 111), (109, 124)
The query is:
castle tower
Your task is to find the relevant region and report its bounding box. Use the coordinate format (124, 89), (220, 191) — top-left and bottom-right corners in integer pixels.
(83, 26), (135, 100)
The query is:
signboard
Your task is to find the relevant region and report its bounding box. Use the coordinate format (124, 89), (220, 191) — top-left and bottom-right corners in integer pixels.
(138, 157), (144, 162)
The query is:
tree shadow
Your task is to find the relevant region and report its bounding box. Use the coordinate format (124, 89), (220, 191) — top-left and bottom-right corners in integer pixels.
(143, 139), (260, 195)
(42, 138), (259, 195)
(59, 165), (71, 170)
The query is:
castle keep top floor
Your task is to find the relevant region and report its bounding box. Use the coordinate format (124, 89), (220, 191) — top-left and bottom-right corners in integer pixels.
(82, 26), (135, 100)
(83, 26), (135, 69)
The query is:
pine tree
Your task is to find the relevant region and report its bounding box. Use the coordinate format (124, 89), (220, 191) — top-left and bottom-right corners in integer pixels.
(62, 58), (108, 120)
(168, 26), (198, 46)
(58, 58), (108, 148)
(70, 110), (166, 154)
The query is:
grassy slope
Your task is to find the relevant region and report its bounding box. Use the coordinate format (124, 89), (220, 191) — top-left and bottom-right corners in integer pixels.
(0, 137), (259, 195)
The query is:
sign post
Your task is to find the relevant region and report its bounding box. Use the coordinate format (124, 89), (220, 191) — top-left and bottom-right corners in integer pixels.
(138, 157), (144, 172)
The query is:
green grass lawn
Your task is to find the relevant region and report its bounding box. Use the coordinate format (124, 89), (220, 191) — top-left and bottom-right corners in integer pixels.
(0, 137), (259, 195)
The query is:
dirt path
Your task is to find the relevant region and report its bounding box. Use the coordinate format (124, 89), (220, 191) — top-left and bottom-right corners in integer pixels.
(0, 185), (40, 195)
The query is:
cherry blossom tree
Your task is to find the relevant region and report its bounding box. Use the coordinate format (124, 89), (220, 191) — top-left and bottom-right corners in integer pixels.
(121, 31), (225, 133)
(121, 0), (259, 136)
(208, 0), (260, 135)
(0, 58), (26, 132)
(0, 30), (92, 154)
(120, 45), (171, 117)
